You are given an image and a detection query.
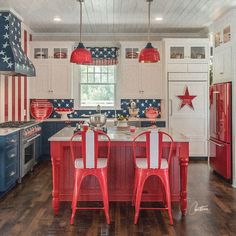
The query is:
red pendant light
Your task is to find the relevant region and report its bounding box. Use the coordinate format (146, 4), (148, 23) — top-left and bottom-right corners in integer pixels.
(139, 0), (160, 63)
(70, 0), (92, 64)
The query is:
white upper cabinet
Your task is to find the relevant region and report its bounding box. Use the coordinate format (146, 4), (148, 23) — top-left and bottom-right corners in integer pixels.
(119, 42), (163, 99)
(32, 42), (70, 60)
(166, 39), (209, 64)
(164, 39), (209, 73)
(29, 42), (73, 99)
(212, 10), (234, 83)
(213, 46), (232, 83)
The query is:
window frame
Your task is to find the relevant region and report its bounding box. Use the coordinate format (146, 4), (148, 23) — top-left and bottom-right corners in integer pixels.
(78, 65), (117, 109)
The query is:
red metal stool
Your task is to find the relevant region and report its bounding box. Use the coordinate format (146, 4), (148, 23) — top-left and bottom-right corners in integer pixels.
(70, 129), (111, 225)
(132, 130), (174, 225)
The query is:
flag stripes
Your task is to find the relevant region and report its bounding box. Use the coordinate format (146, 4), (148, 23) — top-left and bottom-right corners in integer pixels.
(0, 26), (29, 123)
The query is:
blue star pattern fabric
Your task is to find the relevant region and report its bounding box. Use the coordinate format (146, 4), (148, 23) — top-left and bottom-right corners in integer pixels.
(121, 99), (161, 118)
(87, 47), (119, 65)
(0, 11), (35, 76)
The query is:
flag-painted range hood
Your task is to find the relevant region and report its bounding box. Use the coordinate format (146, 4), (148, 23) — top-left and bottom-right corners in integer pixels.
(0, 11), (35, 77)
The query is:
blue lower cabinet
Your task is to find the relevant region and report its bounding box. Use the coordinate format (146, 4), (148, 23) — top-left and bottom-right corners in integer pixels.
(141, 121), (166, 127)
(41, 121), (77, 159)
(0, 131), (19, 195)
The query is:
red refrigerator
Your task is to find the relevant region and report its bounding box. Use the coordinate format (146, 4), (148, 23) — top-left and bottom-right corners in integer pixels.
(209, 82), (232, 180)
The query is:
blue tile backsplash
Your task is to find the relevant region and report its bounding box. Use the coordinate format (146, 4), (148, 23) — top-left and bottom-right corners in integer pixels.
(31, 99), (161, 119)
(120, 99), (161, 118)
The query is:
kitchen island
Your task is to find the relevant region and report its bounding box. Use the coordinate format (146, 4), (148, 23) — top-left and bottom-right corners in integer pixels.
(49, 127), (189, 215)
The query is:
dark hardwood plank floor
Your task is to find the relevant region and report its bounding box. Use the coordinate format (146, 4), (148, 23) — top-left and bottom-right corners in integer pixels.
(0, 161), (236, 236)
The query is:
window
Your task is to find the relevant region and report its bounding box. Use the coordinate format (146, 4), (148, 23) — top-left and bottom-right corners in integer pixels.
(80, 65), (116, 107)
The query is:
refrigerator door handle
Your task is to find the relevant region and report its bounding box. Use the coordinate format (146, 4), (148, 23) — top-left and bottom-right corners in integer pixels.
(209, 139), (224, 147)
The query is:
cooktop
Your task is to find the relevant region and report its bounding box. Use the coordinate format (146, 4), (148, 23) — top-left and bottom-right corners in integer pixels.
(0, 121), (36, 128)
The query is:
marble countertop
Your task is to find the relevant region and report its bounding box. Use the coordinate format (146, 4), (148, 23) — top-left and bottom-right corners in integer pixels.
(44, 117), (165, 122)
(0, 118), (165, 136)
(0, 128), (20, 136)
(49, 127), (189, 142)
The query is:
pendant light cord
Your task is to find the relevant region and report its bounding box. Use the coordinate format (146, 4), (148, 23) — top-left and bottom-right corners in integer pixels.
(79, 0), (82, 43)
(147, 0), (151, 42)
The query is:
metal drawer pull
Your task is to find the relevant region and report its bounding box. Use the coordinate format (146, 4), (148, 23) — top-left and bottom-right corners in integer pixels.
(26, 134), (41, 143)
(10, 153), (16, 158)
(209, 139), (224, 147)
(9, 171), (16, 177)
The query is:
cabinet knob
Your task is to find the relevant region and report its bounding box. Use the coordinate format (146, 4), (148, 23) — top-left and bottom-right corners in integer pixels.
(9, 171), (16, 177)
(10, 153), (16, 159)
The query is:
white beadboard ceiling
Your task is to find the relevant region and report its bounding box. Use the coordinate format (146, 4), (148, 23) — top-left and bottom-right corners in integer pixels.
(1, 0), (236, 39)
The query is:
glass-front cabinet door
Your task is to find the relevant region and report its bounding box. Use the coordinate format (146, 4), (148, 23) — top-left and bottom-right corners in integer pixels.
(167, 43), (187, 63)
(53, 48), (68, 59)
(168, 43), (208, 63)
(169, 46), (185, 61)
(189, 44), (208, 62)
(34, 48), (48, 59)
(190, 46), (206, 60)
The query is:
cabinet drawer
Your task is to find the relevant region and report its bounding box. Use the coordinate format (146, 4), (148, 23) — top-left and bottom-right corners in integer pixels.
(168, 72), (208, 81)
(5, 146), (18, 167)
(5, 163), (18, 187)
(188, 63), (208, 72)
(6, 133), (18, 148)
(167, 63), (188, 72)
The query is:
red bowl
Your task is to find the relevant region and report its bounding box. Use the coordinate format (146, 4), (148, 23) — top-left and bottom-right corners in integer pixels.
(30, 99), (53, 120)
(145, 113), (158, 119)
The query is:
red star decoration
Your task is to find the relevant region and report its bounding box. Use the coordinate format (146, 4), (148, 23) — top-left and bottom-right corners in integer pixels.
(177, 86), (197, 110)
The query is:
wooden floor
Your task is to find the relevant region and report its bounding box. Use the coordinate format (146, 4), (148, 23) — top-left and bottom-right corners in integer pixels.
(0, 161), (236, 236)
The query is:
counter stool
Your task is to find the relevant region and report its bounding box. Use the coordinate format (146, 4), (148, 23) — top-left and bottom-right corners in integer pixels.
(132, 130), (174, 225)
(70, 129), (111, 225)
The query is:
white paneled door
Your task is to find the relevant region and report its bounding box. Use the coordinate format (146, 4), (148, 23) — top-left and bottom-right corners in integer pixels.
(168, 78), (208, 156)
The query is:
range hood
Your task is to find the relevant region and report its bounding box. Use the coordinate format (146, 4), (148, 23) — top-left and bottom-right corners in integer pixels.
(0, 11), (36, 77)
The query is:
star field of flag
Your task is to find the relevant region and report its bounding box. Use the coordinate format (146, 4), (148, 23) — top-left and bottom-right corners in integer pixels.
(0, 11), (35, 76)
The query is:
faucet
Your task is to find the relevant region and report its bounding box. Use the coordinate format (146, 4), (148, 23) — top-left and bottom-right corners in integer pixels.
(96, 104), (101, 114)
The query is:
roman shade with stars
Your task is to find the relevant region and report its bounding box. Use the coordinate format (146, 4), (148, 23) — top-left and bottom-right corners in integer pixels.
(86, 47), (119, 65)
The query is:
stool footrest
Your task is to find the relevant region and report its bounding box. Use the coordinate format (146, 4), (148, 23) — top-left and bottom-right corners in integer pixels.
(76, 207), (104, 210)
(140, 207), (168, 211)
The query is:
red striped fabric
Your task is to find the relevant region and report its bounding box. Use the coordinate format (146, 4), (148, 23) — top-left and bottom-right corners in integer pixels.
(0, 26), (29, 122)
(24, 30), (28, 121)
(4, 76), (8, 121)
(18, 76), (21, 121)
(12, 76), (16, 121)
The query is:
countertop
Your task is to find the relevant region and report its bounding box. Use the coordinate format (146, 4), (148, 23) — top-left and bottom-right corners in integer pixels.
(44, 117), (165, 122)
(0, 128), (20, 136)
(0, 118), (165, 136)
(48, 127), (189, 142)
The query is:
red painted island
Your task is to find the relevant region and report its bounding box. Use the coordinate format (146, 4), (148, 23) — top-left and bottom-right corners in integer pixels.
(49, 127), (189, 215)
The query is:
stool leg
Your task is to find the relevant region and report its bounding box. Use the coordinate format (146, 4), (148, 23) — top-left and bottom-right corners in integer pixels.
(132, 168), (138, 206)
(161, 181), (166, 207)
(70, 171), (84, 225)
(163, 172), (173, 225)
(134, 172), (146, 224)
(99, 170), (110, 224)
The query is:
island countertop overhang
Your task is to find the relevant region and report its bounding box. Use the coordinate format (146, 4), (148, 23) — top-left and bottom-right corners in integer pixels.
(48, 127), (189, 142)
